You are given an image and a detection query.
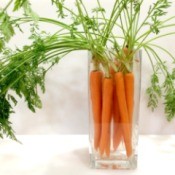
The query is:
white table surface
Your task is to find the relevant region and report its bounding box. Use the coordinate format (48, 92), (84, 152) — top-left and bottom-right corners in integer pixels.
(0, 135), (175, 175)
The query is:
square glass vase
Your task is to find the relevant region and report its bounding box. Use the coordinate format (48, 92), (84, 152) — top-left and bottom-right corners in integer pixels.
(88, 50), (142, 169)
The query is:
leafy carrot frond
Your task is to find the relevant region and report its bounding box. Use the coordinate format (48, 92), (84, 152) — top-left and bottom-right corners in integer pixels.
(146, 71), (162, 111)
(14, 0), (38, 20)
(51, 0), (67, 18)
(0, 10), (15, 42)
(0, 94), (18, 141)
(13, 0), (28, 11)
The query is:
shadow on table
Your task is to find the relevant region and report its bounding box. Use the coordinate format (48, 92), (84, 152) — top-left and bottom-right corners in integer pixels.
(73, 148), (89, 167)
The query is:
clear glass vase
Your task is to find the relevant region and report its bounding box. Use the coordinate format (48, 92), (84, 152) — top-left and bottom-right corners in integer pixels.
(88, 50), (142, 169)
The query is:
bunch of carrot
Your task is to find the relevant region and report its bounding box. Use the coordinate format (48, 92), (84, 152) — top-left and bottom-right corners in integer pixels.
(90, 52), (134, 158)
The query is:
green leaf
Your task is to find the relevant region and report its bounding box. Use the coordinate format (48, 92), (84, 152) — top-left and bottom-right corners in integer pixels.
(13, 0), (38, 21)
(52, 0), (67, 18)
(0, 94), (18, 141)
(7, 94), (18, 106)
(164, 90), (175, 121)
(22, 1), (39, 21)
(0, 38), (5, 51)
(0, 11), (15, 41)
(13, 0), (28, 11)
(92, 7), (105, 13)
(146, 71), (162, 111)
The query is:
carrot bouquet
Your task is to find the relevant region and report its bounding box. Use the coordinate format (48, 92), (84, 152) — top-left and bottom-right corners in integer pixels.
(1, 0), (175, 169)
(89, 48), (136, 158)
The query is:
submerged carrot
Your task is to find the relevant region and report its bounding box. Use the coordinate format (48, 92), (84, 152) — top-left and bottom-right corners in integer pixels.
(110, 65), (123, 151)
(113, 92), (123, 150)
(105, 126), (111, 157)
(115, 72), (132, 157)
(99, 78), (113, 156)
(113, 123), (123, 150)
(124, 73), (134, 124)
(90, 70), (103, 150)
(112, 68), (123, 150)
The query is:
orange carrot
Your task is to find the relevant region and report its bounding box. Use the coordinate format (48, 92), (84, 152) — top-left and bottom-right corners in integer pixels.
(99, 78), (113, 156)
(113, 93), (123, 150)
(123, 47), (132, 57)
(105, 66), (116, 155)
(113, 123), (123, 150)
(115, 72), (132, 157)
(90, 70), (103, 150)
(111, 69), (122, 150)
(124, 73), (134, 124)
(123, 47), (129, 56)
(110, 66), (123, 151)
(105, 126), (111, 157)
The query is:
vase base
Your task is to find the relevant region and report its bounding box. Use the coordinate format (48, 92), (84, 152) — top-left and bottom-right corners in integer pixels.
(90, 154), (137, 169)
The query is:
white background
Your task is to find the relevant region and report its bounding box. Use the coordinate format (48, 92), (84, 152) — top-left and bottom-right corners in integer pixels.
(1, 0), (175, 134)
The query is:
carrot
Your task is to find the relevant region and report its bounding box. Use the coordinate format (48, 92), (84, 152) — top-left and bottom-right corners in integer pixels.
(111, 68), (122, 150)
(124, 73), (134, 124)
(113, 123), (123, 150)
(110, 66), (123, 151)
(123, 47), (129, 56)
(99, 78), (113, 156)
(105, 126), (111, 157)
(115, 72), (132, 157)
(90, 70), (103, 150)
(123, 47), (132, 57)
(113, 91), (123, 150)
(105, 67), (116, 156)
